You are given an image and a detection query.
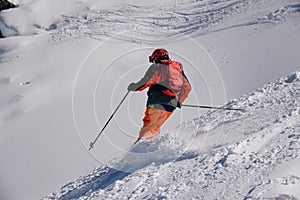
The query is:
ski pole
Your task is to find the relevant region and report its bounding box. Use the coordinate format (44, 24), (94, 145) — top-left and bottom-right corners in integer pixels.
(89, 91), (130, 151)
(182, 104), (245, 111)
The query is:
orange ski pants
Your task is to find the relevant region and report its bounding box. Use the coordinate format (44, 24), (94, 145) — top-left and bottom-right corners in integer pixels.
(138, 107), (173, 140)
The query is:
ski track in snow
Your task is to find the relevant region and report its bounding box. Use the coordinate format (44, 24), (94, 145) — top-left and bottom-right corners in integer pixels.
(43, 72), (300, 199)
(49, 0), (300, 44)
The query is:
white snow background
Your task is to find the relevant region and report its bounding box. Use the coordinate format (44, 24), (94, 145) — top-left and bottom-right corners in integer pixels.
(0, 0), (299, 199)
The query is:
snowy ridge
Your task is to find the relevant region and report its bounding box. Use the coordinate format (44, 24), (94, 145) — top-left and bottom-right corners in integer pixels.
(49, 0), (300, 44)
(44, 71), (300, 199)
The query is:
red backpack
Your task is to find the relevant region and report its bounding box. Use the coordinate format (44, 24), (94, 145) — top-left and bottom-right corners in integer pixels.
(159, 61), (184, 96)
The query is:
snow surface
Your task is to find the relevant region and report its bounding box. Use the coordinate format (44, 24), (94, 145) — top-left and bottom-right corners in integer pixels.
(0, 0), (299, 200)
(44, 72), (300, 199)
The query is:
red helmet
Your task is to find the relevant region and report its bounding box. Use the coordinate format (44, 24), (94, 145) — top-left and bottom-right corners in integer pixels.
(149, 48), (169, 63)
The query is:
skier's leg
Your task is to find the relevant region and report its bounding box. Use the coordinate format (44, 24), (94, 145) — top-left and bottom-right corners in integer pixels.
(138, 108), (172, 140)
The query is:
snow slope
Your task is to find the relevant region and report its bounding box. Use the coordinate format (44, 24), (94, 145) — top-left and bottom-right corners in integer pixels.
(44, 72), (300, 199)
(0, 0), (300, 200)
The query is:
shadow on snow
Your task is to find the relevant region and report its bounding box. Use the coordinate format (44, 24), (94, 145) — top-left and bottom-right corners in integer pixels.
(59, 139), (199, 199)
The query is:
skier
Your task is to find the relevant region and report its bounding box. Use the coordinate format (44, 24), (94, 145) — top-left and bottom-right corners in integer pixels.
(127, 48), (191, 144)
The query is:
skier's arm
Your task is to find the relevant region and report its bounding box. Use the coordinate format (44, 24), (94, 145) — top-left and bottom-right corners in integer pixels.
(178, 71), (191, 103)
(130, 64), (159, 91)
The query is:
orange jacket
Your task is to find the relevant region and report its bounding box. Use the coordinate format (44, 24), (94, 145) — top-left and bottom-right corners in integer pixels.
(134, 60), (191, 108)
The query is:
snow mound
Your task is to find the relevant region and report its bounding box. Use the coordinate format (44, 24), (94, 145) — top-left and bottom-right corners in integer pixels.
(44, 71), (300, 199)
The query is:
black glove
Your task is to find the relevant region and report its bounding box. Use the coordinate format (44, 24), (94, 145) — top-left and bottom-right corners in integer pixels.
(127, 82), (137, 91)
(177, 102), (182, 109)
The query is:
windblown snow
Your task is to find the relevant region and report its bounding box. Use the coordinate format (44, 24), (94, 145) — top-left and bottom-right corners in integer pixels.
(43, 72), (300, 199)
(0, 0), (300, 200)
